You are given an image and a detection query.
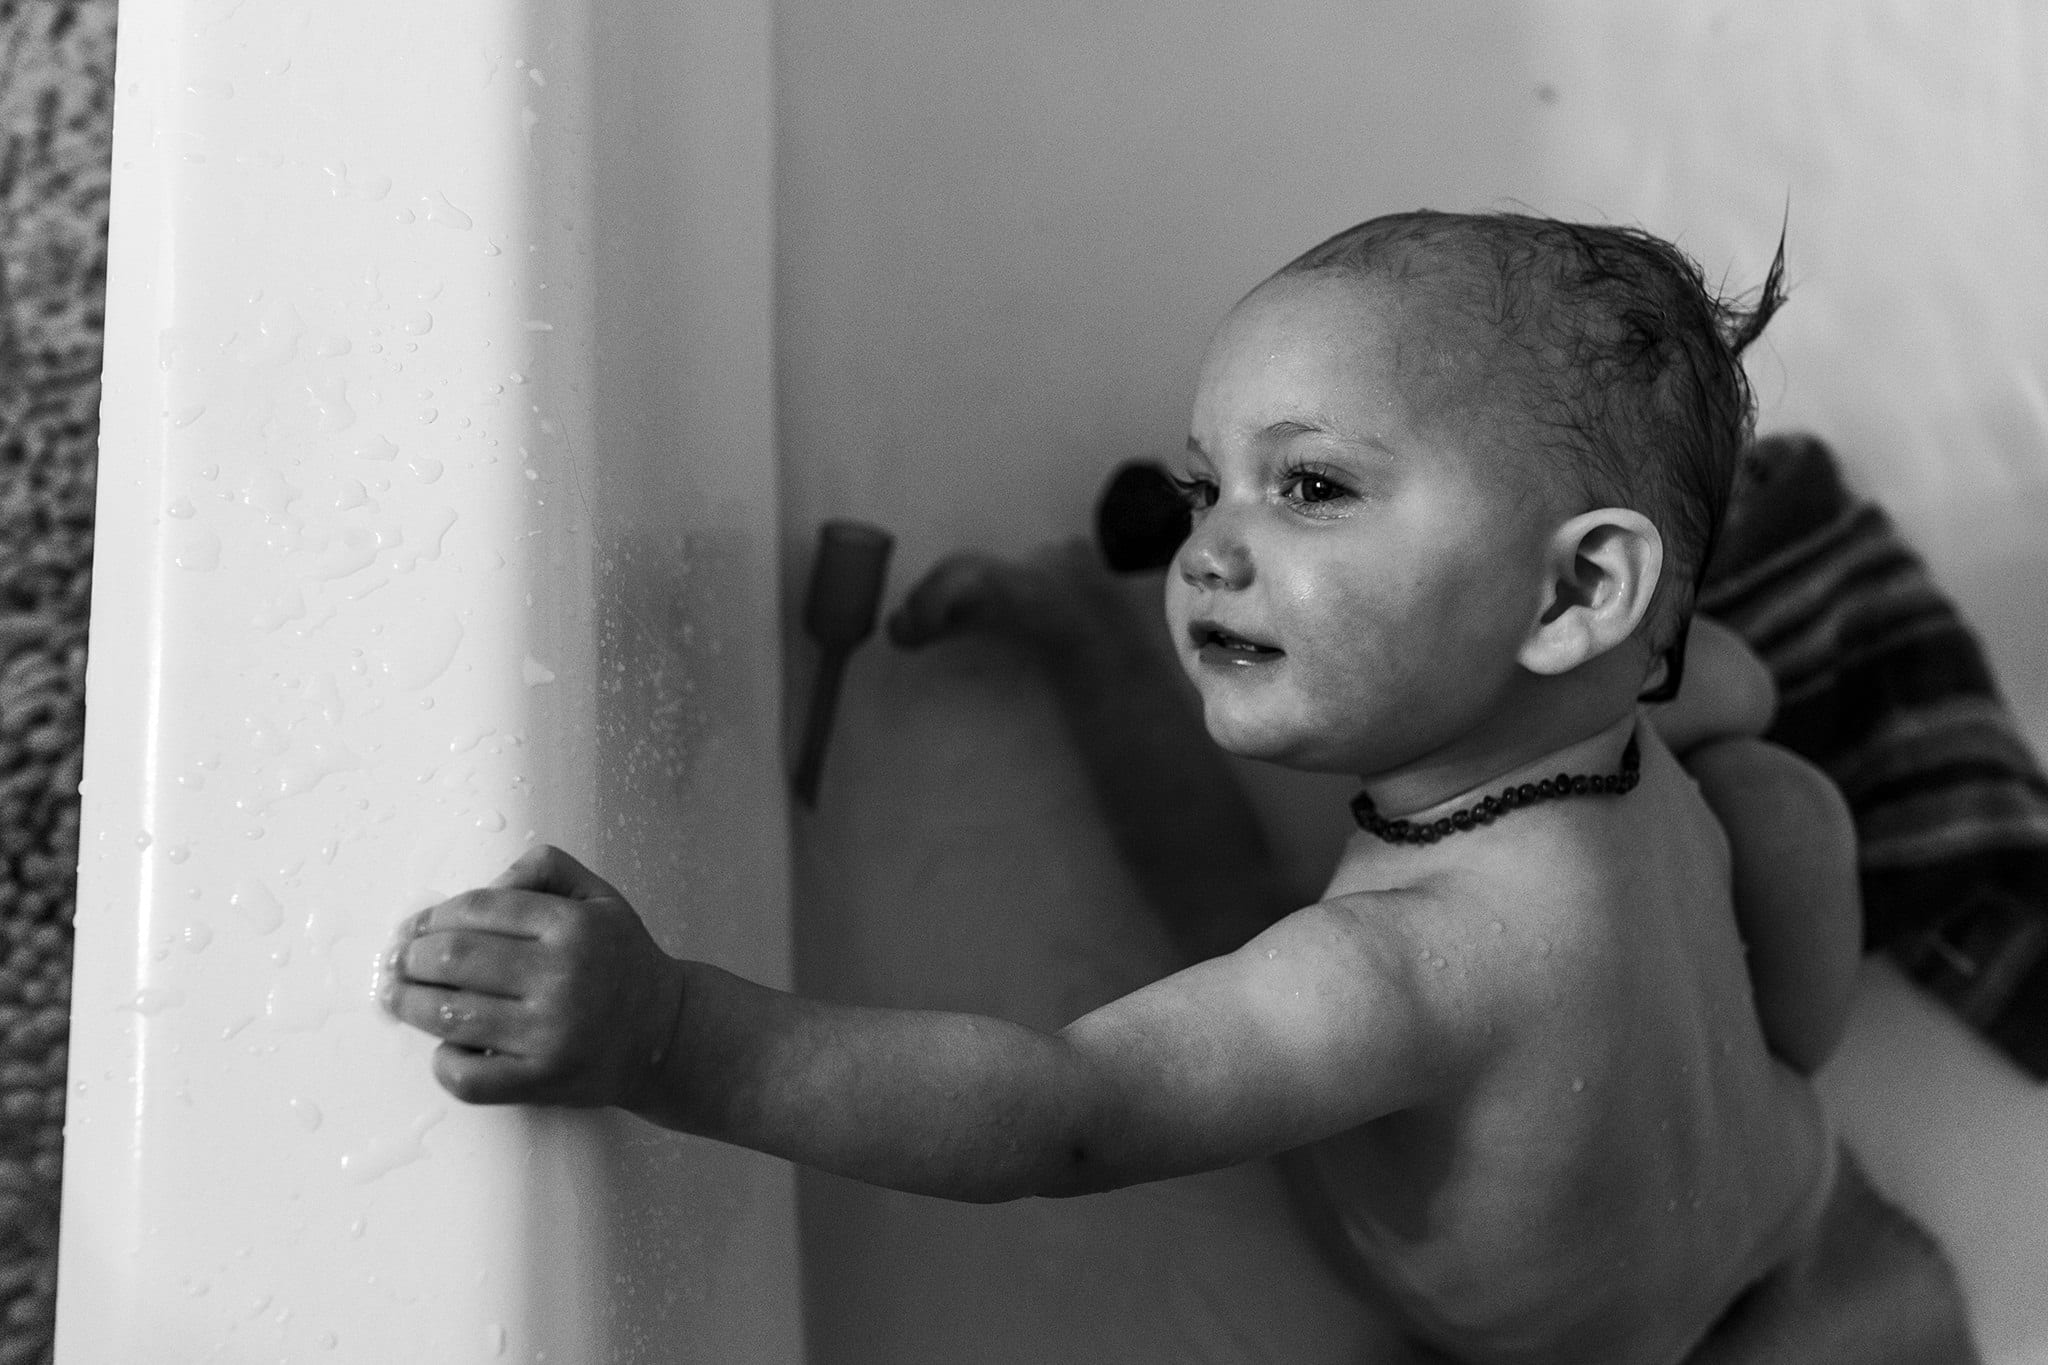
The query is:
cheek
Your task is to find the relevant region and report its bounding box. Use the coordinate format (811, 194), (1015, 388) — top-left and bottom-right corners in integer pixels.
(1273, 545), (1524, 708)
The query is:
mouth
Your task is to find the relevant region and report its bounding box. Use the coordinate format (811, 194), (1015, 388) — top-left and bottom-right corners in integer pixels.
(1189, 620), (1285, 667)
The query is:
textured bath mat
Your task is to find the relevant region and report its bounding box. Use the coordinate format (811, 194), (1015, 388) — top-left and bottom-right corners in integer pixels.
(0, 3), (114, 1360)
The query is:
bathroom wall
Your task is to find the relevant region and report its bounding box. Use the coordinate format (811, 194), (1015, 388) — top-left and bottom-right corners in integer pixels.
(774, 1), (2048, 1361)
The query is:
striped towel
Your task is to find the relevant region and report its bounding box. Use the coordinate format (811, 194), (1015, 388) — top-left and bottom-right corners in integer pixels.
(1699, 433), (2048, 1078)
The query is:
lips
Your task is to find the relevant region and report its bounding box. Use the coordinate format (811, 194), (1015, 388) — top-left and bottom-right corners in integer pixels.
(1189, 619), (1285, 665)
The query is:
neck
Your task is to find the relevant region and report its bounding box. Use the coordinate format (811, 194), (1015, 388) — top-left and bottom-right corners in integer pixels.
(1357, 688), (1640, 822)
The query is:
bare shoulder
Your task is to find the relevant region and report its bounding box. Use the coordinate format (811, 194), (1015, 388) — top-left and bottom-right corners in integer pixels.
(1318, 742), (1737, 1020)
(1267, 878), (1524, 1078)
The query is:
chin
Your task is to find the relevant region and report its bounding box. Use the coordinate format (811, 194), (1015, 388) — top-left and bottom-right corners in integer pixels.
(1200, 703), (1333, 769)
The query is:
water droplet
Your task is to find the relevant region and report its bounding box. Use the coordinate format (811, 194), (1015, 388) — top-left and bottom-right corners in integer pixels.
(168, 403), (207, 429)
(182, 920), (212, 952)
(1490, 919), (1505, 935)
(485, 1323), (508, 1357)
(252, 587), (306, 633)
(167, 497), (196, 519)
(406, 455), (443, 483)
(305, 377), (356, 432)
(402, 311), (433, 336)
(303, 672), (345, 725)
(482, 241), (502, 257)
(523, 319), (554, 333)
(126, 987), (186, 1015)
(318, 1329), (338, 1350)
(423, 190), (473, 230)
(237, 467), (301, 520)
(288, 1097), (323, 1131)
(523, 656), (556, 686)
(229, 878), (286, 935)
(353, 434), (398, 462)
(252, 737), (361, 811)
(348, 1216), (367, 1240)
(1430, 956), (1446, 969)
(445, 726), (489, 757)
(1570, 1076), (1586, 1093)
(237, 301), (305, 367)
(340, 1108), (445, 1184)
(313, 525), (385, 580)
(378, 608), (464, 690)
(1535, 937), (1553, 957)
(135, 831), (154, 850)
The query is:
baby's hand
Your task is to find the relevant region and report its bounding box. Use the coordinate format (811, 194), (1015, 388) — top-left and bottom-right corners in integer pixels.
(380, 845), (685, 1109)
(887, 538), (1123, 653)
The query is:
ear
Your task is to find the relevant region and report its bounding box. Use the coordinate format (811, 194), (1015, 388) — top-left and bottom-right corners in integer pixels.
(1518, 509), (1663, 676)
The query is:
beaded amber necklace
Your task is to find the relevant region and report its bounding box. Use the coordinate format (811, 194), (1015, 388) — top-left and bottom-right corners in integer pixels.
(1350, 733), (1642, 845)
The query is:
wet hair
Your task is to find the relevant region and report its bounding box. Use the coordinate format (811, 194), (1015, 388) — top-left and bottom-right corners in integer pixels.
(1276, 210), (1787, 695)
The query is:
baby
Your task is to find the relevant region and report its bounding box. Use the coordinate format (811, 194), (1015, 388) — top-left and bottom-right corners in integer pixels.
(383, 212), (1973, 1362)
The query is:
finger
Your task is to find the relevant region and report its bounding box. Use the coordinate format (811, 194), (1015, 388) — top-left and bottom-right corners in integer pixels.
(488, 843), (618, 901)
(415, 886), (559, 939)
(431, 1043), (555, 1106)
(886, 554), (1005, 648)
(385, 976), (537, 1051)
(398, 927), (544, 998)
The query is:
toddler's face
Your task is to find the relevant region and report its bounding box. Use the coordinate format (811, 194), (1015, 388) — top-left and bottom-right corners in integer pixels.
(1167, 272), (1559, 777)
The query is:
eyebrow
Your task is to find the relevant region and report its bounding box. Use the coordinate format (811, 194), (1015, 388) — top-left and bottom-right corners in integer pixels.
(1270, 415), (1397, 452)
(1186, 421), (1397, 460)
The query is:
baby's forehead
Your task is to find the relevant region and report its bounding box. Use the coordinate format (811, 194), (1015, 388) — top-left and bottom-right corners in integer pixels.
(1233, 268), (1536, 428)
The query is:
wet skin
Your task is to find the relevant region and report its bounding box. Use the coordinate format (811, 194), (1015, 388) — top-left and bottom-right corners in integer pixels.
(1165, 274), (1830, 1361)
(382, 268), (1838, 1365)
(1288, 723), (1829, 1364)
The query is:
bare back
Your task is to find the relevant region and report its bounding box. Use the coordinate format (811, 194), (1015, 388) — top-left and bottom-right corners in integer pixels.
(1297, 725), (1830, 1365)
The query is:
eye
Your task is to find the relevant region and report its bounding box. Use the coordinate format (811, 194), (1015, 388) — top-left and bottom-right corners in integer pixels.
(1281, 465), (1353, 508)
(1168, 473), (1217, 511)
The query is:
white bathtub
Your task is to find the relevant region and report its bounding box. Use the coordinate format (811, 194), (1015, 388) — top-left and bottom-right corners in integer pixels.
(57, 0), (798, 1360)
(60, 0), (2048, 1361)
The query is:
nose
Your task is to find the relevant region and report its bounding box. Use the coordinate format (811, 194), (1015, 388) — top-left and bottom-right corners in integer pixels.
(1176, 507), (1253, 591)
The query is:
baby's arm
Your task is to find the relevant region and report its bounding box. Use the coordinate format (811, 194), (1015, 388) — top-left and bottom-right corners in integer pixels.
(1645, 616), (1779, 754)
(1649, 617), (1861, 1071)
(382, 847), (1442, 1201)
(1686, 740), (1862, 1073)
